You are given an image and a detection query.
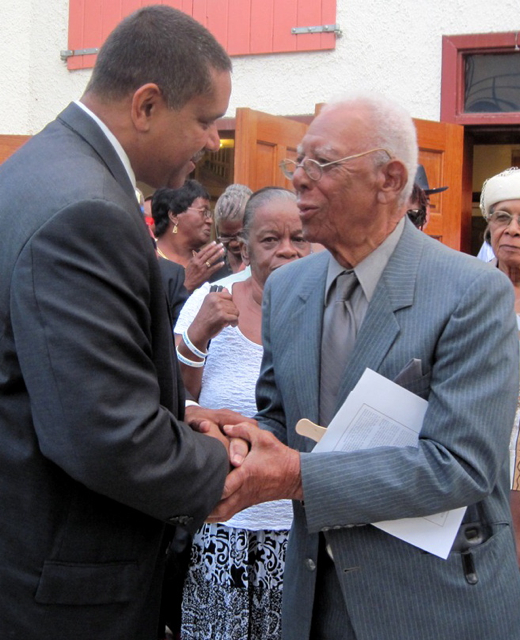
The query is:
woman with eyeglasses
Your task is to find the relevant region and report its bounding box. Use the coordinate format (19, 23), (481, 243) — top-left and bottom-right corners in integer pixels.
(152, 180), (225, 292)
(480, 167), (520, 564)
(214, 183), (252, 274)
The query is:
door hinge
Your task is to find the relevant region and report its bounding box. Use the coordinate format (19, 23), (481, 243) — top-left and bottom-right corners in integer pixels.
(60, 48), (99, 61)
(291, 24), (342, 37)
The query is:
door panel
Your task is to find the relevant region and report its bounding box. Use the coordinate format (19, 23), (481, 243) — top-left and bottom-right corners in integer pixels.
(414, 118), (465, 250)
(234, 108), (308, 191)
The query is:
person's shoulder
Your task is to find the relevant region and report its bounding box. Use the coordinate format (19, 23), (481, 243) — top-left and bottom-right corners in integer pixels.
(215, 266), (251, 289)
(270, 251), (328, 283)
(158, 257), (185, 279)
(413, 229), (512, 295)
(421, 232), (493, 271)
(263, 252), (328, 306)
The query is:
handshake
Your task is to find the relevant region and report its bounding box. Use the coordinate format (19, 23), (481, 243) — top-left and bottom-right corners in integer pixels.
(185, 405), (303, 522)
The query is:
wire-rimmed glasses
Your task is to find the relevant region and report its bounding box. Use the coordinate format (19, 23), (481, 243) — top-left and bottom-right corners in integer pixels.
(279, 147), (392, 182)
(489, 210), (520, 228)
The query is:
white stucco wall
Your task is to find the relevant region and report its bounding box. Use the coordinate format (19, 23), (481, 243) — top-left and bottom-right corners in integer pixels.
(0, 0), (519, 134)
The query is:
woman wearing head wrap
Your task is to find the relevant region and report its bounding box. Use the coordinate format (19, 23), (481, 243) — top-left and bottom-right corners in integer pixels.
(480, 167), (520, 563)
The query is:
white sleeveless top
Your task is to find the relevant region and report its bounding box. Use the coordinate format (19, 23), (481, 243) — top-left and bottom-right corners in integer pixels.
(175, 278), (293, 531)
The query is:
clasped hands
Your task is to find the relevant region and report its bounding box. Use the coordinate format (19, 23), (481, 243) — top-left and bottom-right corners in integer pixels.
(185, 405), (303, 522)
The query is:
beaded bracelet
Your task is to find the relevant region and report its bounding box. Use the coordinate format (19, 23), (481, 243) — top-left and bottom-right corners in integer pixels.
(182, 330), (209, 360)
(176, 345), (205, 368)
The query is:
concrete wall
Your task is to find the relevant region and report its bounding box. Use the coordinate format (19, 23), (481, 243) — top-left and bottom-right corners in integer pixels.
(1, 0), (518, 134)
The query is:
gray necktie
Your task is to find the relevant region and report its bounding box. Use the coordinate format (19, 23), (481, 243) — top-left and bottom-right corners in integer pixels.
(319, 271), (359, 426)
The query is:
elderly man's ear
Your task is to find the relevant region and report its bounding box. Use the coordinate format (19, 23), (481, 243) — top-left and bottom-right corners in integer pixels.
(377, 160), (408, 204)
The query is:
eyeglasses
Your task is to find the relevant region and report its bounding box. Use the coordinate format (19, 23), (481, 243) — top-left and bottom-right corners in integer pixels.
(279, 148), (392, 182)
(187, 206), (213, 220)
(218, 234), (241, 250)
(489, 210), (520, 227)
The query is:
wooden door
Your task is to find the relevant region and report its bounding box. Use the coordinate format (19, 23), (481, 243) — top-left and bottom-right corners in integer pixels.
(234, 108), (308, 191)
(414, 118), (466, 250)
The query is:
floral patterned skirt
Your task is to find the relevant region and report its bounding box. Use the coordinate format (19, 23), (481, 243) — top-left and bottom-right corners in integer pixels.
(181, 523), (289, 640)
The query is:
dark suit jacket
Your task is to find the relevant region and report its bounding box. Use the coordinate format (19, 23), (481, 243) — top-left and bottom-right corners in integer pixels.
(257, 220), (520, 640)
(158, 257), (189, 328)
(0, 103), (228, 640)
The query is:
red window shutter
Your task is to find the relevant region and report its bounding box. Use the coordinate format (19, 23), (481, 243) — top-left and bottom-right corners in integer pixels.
(226, 0), (252, 56)
(67, 0), (137, 70)
(66, 0), (337, 69)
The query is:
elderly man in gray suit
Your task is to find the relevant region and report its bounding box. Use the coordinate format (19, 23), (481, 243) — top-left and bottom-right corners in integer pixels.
(0, 6), (251, 640)
(214, 95), (520, 639)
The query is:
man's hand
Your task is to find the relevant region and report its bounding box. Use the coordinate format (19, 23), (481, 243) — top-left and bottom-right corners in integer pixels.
(184, 405), (257, 467)
(201, 420), (230, 459)
(206, 422), (302, 522)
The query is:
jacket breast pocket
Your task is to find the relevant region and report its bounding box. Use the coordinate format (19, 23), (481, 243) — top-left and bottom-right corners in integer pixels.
(35, 560), (139, 605)
(400, 372), (431, 399)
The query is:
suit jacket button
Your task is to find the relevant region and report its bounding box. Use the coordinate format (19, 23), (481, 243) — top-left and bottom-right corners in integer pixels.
(305, 558), (316, 571)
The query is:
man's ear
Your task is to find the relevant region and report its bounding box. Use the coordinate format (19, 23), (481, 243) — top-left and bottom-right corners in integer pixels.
(377, 160), (408, 204)
(130, 84), (165, 132)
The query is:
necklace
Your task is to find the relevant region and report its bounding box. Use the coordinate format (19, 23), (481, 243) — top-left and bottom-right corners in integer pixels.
(156, 245), (169, 260)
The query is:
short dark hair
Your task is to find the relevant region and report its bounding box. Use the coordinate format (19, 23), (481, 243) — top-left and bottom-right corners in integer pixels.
(152, 180), (210, 237)
(240, 187), (296, 242)
(85, 5), (232, 110)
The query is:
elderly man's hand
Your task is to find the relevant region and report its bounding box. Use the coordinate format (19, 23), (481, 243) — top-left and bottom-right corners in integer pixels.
(184, 405), (257, 467)
(206, 422), (302, 522)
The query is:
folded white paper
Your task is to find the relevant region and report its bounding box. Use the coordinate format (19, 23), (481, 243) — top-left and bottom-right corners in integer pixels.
(313, 368), (466, 559)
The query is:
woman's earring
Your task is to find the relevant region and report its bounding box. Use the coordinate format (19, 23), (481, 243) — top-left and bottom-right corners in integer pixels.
(169, 212), (178, 234)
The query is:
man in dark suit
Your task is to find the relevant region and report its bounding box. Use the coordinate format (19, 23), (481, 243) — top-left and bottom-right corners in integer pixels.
(214, 95), (520, 639)
(0, 6), (244, 639)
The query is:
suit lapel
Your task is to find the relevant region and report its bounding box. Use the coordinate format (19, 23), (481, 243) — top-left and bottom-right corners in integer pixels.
(289, 252), (329, 428)
(333, 220), (424, 411)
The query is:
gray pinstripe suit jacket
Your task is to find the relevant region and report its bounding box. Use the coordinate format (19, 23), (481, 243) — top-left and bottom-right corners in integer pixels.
(257, 219), (520, 640)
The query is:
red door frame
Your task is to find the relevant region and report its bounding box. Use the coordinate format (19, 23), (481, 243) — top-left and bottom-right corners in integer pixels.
(441, 32), (520, 125)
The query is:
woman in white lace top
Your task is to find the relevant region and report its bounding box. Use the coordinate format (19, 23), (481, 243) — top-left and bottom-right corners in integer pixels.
(175, 187), (310, 640)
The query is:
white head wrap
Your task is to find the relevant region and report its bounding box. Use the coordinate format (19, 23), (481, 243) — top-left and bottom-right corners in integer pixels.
(480, 167), (520, 220)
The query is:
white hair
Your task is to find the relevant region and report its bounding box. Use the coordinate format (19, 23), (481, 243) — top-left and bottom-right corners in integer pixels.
(323, 93), (418, 205)
(214, 183), (252, 226)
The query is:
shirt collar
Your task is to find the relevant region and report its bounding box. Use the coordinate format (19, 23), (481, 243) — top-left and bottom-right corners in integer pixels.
(324, 216), (405, 304)
(74, 100), (137, 189)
